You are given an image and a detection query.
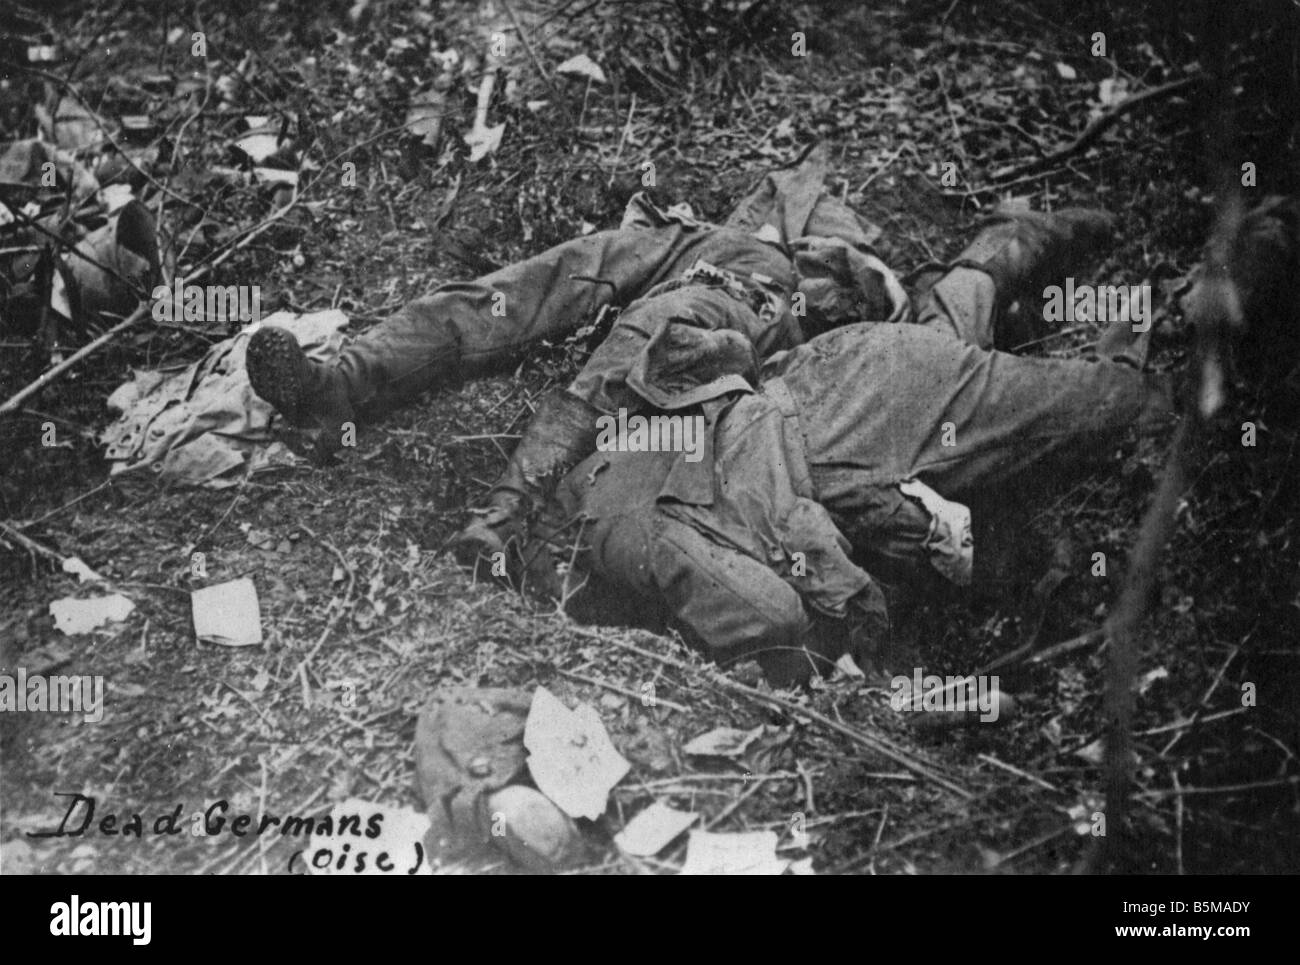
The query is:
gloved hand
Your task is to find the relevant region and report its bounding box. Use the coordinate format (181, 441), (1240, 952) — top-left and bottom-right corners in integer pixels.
(450, 488), (530, 576)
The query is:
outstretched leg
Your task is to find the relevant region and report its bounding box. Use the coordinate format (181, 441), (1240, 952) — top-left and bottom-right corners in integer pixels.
(246, 221), (716, 443)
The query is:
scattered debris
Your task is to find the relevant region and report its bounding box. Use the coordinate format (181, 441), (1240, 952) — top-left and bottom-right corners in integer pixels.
(191, 578), (262, 647)
(679, 829), (788, 875)
(1137, 666), (1169, 695)
(233, 118), (281, 164)
(101, 310), (347, 488)
(49, 594), (135, 635)
(523, 686), (629, 820)
(682, 725), (764, 758)
(555, 54), (607, 84)
(614, 802), (697, 856)
(60, 557), (103, 583)
(405, 87), (448, 150)
(463, 55), (505, 162)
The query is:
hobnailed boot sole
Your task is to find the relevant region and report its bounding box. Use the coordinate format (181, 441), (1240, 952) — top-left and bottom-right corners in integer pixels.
(247, 326), (317, 427)
(246, 325), (356, 448)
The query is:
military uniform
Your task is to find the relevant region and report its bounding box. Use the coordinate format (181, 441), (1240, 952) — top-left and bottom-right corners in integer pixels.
(546, 266), (1176, 684)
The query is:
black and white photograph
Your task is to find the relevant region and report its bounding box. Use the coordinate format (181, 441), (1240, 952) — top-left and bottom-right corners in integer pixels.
(0, 0), (1296, 910)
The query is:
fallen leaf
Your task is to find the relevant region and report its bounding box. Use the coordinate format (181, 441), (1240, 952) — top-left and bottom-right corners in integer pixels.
(242, 523), (277, 550)
(614, 802), (697, 856)
(1137, 666), (1169, 695)
(1097, 77), (1130, 108)
(1074, 738), (1105, 765)
(61, 556), (103, 583)
(834, 652), (865, 678)
(49, 594), (135, 635)
(555, 54), (607, 84)
(1054, 62), (1077, 80)
(98, 182), (135, 214)
(234, 131), (280, 164)
(41, 97), (106, 153)
(523, 686), (630, 820)
(254, 167), (298, 186)
(679, 829), (787, 875)
(405, 89), (446, 149)
(682, 725), (764, 758)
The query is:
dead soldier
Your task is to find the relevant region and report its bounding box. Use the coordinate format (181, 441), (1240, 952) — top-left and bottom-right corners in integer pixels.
(244, 147), (1113, 565)
(514, 197), (1298, 687)
(244, 148), (908, 542)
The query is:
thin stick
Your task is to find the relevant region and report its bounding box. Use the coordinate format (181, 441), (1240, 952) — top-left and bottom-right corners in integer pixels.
(0, 187), (300, 417)
(1099, 22), (1240, 870)
(1137, 775), (1300, 799)
(583, 628), (971, 799)
(977, 753), (1059, 792)
(0, 520), (64, 561)
(556, 667), (688, 713)
(295, 524), (355, 674)
(992, 74), (1204, 182)
(607, 93), (637, 187)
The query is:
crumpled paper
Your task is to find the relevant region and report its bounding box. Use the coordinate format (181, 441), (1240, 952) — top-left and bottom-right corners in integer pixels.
(101, 310), (347, 488)
(191, 578), (262, 647)
(523, 686), (630, 821)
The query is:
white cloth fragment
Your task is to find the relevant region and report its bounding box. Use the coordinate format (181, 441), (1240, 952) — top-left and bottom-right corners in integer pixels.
(899, 478), (973, 586)
(101, 310), (347, 488)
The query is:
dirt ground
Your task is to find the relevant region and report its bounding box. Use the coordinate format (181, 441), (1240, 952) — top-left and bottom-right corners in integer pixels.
(2, 0), (1298, 874)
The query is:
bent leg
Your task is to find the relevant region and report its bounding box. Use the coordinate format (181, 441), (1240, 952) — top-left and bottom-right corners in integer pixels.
(914, 267), (1001, 348)
(775, 323), (1176, 506)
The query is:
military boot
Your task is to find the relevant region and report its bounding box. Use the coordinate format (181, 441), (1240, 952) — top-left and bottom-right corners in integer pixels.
(246, 325), (355, 453)
(956, 207), (1117, 314)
